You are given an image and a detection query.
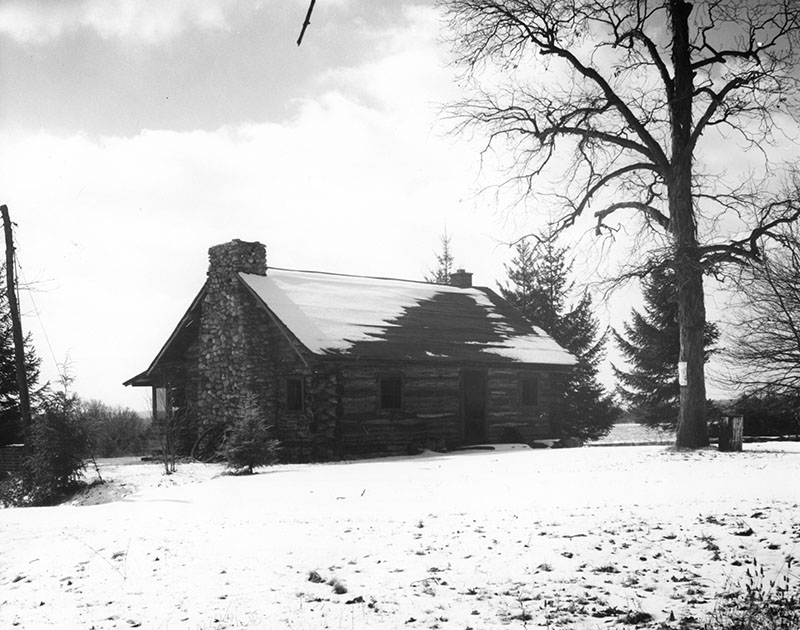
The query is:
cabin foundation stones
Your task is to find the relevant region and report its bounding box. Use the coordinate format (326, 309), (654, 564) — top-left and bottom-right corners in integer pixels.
(125, 239), (577, 461)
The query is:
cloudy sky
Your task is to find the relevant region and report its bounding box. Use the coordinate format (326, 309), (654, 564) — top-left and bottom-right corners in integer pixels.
(0, 0), (742, 410)
(0, 0), (540, 409)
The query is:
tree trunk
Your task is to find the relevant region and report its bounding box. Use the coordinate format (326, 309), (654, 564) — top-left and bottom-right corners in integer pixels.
(669, 0), (709, 448)
(674, 258), (709, 447)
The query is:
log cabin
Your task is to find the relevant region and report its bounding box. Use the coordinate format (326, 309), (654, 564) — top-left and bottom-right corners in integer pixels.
(124, 239), (575, 459)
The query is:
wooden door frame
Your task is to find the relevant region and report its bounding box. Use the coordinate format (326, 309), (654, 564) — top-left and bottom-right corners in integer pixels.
(461, 368), (488, 444)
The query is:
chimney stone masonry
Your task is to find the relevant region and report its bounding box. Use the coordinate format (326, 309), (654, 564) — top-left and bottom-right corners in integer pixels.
(450, 268), (473, 288)
(197, 240), (271, 432)
(207, 239), (267, 279)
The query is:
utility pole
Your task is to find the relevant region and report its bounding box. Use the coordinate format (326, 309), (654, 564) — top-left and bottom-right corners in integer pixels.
(1, 205), (32, 457)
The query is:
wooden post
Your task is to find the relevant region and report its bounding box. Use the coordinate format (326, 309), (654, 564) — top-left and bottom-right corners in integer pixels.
(1, 205), (33, 458)
(718, 415), (743, 452)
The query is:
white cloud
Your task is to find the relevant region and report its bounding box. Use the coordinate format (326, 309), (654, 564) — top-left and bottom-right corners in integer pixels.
(0, 0), (234, 43)
(319, 5), (460, 111)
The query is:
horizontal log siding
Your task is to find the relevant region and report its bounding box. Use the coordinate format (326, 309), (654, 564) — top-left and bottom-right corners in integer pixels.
(486, 368), (555, 443)
(257, 310), (316, 446)
(282, 363), (342, 460)
(0, 445), (25, 474)
(331, 363), (561, 455)
(336, 363), (463, 455)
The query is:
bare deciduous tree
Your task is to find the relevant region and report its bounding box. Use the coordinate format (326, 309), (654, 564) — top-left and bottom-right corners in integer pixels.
(440, 0), (800, 447)
(727, 224), (800, 398)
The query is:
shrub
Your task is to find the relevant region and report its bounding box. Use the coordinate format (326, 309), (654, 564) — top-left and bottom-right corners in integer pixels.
(25, 391), (92, 505)
(80, 400), (151, 457)
(731, 391), (800, 437)
(0, 472), (26, 507)
(705, 563), (800, 630)
(222, 395), (280, 474)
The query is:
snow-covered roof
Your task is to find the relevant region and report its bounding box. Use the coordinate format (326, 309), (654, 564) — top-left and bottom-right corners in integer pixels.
(239, 269), (575, 366)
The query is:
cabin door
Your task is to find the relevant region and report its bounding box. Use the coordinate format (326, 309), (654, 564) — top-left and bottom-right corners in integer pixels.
(462, 370), (487, 444)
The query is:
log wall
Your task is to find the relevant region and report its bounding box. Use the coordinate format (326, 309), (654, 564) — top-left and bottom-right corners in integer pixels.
(486, 368), (555, 443)
(315, 362), (560, 456)
(0, 444), (24, 474)
(334, 363), (463, 455)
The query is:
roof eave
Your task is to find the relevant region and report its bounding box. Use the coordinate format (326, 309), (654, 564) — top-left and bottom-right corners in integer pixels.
(122, 283), (207, 387)
(313, 353), (577, 369)
(122, 370), (152, 387)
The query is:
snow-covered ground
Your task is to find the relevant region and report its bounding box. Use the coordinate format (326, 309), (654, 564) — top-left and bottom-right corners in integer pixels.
(590, 423), (674, 445)
(2, 443), (799, 629)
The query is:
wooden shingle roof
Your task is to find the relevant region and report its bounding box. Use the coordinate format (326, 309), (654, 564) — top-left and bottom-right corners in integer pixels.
(240, 269), (575, 366)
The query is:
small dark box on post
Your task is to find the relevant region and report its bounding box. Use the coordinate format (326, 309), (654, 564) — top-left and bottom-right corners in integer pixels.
(718, 415), (743, 452)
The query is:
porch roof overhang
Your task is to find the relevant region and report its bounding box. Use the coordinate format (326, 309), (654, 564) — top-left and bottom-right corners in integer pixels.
(122, 370), (153, 387)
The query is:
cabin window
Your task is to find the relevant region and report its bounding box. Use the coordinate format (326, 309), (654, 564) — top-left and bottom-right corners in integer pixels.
(154, 386), (168, 420)
(286, 376), (304, 412)
(379, 376), (403, 410)
(521, 375), (539, 407)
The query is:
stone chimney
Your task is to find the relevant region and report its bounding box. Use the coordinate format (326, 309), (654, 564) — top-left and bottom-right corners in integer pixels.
(207, 239), (266, 279)
(197, 239), (270, 431)
(450, 268), (473, 288)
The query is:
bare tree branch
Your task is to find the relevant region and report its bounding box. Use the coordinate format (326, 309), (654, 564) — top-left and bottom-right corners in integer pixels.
(725, 223), (800, 396)
(297, 0), (317, 46)
(442, 0), (800, 448)
(595, 201), (670, 234)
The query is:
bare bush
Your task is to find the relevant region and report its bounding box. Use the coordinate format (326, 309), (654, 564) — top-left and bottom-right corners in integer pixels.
(80, 400), (151, 458)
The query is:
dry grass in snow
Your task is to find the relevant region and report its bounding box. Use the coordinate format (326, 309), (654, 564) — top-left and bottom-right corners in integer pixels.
(1, 443), (799, 629)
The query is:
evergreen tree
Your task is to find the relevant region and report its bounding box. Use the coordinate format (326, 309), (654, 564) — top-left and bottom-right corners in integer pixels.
(0, 277), (42, 446)
(613, 267), (718, 430)
(26, 372), (91, 504)
(500, 236), (618, 441)
(425, 230), (455, 284)
(222, 395), (280, 474)
(501, 238), (568, 334)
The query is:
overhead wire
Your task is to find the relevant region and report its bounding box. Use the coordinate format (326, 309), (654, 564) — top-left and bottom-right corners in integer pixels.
(10, 230), (62, 378)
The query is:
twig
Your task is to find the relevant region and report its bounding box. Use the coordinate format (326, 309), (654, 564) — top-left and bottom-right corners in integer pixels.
(68, 533), (128, 581)
(297, 0), (317, 46)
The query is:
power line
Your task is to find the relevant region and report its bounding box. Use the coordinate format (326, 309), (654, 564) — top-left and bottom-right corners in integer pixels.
(12, 232), (62, 377)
